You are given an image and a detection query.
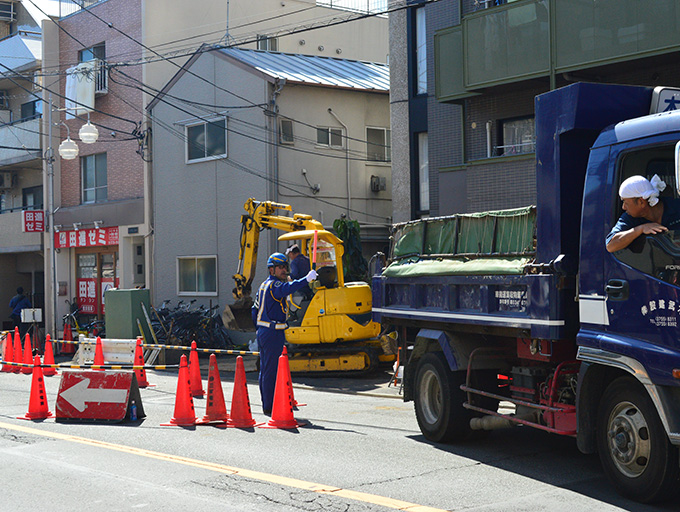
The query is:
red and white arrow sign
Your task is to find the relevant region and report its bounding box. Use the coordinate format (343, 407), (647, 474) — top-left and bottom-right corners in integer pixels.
(56, 371), (138, 422)
(60, 378), (129, 412)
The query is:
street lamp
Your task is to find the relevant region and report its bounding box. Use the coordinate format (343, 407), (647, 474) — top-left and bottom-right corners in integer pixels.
(79, 116), (99, 144)
(58, 123), (78, 159)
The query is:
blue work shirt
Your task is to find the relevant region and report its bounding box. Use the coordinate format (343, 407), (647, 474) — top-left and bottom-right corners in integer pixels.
(251, 274), (309, 329)
(606, 197), (680, 245)
(9, 294), (31, 316)
(290, 254), (311, 281)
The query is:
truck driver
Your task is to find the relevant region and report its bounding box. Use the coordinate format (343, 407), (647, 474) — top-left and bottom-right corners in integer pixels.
(606, 174), (680, 252)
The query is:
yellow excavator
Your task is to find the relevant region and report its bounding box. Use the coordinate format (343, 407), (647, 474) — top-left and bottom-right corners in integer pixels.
(228, 198), (393, 372)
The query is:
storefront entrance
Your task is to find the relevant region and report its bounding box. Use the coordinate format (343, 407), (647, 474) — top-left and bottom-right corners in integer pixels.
(76, 248), (119, 318)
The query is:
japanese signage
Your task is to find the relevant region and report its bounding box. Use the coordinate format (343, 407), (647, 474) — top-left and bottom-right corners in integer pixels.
(641, 299), (678, 328)
(22, 210), (45, 232)
(77, 278), (98, 314)
(55, 226), (119, 249)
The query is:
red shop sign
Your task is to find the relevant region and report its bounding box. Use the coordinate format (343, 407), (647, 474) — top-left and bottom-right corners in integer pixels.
(22, 210), (45, 232)
(55, 226), (119, 249)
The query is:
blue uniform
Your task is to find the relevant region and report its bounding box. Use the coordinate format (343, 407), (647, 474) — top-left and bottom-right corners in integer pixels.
(290, 254), (311, 280)
(251, 274), (309, 412)
(606, 197), (680, 245)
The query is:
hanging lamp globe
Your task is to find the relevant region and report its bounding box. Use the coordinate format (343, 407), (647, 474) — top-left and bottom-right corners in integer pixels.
(79, 121), (99, 144)
(58, 137), (79, 160)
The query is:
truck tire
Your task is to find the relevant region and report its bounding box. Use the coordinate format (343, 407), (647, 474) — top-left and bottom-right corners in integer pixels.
(596, 376), (680, 503)
(414, 352), (471, 443)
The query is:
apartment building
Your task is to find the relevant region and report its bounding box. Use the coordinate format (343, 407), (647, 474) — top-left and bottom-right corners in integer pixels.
(391, 0), (680, 220)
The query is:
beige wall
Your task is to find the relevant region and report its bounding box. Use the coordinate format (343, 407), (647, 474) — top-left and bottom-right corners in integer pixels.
(142, 0), (389, 94)
(275, 84), (392, 231)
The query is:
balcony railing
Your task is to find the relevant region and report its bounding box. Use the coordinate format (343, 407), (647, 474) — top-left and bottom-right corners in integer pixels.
(436, 0), (680, 101)
(58, 0), (101, 18)
(316, 0), (387, 15)
(0, 210), (43, 250)
(0, 117), (41, 166)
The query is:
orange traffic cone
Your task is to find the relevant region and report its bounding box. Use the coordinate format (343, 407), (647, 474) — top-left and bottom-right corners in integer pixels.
(61, 323), (75, 355)
(227, 356), (261, 428)
(282, 346), (305, 407)
(93, 336), (105, 370)
(20, 332), (33, 375)
(12, 328), (22, 374)
(42, 334), (58, 377)
(188, 341), (205, 398)
(134, 337), (153, 387)
(197, 354), (229, 425)
(17, 355), (54, 420)
(260, 351), (306, 429)
(2, 330), (14, 373)
(161, 354), (197, 427)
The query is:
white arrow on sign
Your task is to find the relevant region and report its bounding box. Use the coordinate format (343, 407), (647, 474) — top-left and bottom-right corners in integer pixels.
(60, 378), (129, 412)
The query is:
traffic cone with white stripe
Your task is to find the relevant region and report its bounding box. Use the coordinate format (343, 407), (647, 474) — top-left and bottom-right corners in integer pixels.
(282, 346), (305, 407)
(42, 334), (58, 377)
(197, 354), (228, 425)
(188, 341), (205, 398)
(17, 355), (54, 421)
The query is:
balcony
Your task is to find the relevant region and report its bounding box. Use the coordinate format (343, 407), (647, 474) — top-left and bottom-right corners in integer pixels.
(0, 117), (41, 166)
(435, 0), (680, 101)
(0, 210), (43, 253)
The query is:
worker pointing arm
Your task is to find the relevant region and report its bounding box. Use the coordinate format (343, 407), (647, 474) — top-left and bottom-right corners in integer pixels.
(251, 252), (316, 415)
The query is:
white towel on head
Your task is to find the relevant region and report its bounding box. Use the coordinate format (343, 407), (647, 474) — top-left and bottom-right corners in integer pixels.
(619, 174), (666, 207)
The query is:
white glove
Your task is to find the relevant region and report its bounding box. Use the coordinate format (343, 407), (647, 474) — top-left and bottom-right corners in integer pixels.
(305, 269), (318, 283)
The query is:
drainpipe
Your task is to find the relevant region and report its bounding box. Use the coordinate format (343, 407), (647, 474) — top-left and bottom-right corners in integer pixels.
(486, 120), (493, 158)
(327, 108), (350, 218)
(271, 78), (285, 205)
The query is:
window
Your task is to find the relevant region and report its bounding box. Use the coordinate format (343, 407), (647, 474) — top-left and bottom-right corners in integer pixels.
(366, 127), (391, 162)
(497, 117), (535, 156)
(79, 43), (105, 63)
(186, 118), (227, 162)
(22, 186), (42, 210)
(256, 35), (278, 51)
(418, 132), (429, 212)
(280, 119), (294, 144)
(177, 256), (217, 295)
(82, 153), (107, 203)
(612, 144), (680, 285)
(316, 126), (344, 148)
(415, 8), (427, 95)
(20, 100), (42, 120)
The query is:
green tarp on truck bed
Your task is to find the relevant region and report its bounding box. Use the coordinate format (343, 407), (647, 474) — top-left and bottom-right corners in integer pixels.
(386, 206), (536, 277)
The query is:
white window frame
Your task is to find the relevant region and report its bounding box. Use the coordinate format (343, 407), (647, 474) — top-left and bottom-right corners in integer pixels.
(176, 255), (218, 296)
(257, 35), (278, 51)
(185, 117), (228, 164)
(81, 152), (107, 204)
(366, 126), (391, 162)
(316, 126), (344, 149)
(418, 132), (429, 212)
(279, 118), (294, 145)
(416, 7), (427, 95)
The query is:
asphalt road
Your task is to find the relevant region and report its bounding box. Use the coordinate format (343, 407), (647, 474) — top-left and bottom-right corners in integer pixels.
(0, 359), (676, 512)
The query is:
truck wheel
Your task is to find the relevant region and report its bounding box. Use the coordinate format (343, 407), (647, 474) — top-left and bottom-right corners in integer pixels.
(414, 352), (471, 443)
(596, 376), (680, 503)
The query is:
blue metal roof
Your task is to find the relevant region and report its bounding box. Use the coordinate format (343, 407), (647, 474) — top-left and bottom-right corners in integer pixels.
(219, 48), (389, 92)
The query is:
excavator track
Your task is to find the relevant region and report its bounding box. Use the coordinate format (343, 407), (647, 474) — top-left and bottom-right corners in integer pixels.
(286, 342), (382, 374)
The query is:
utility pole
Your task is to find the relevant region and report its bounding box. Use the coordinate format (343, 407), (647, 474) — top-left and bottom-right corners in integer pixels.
(46, 95), (58, 338)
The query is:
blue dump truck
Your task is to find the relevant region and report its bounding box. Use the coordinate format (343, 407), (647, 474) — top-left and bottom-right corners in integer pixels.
(372, 82), (680, 503)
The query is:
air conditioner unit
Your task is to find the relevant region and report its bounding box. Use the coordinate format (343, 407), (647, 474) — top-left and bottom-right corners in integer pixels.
(0, 171), (14, 190)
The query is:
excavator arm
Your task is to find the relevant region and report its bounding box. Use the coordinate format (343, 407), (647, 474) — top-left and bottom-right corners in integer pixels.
(231, 198), (325, 305)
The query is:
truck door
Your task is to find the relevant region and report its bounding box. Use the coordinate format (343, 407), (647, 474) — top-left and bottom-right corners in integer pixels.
(604, 139), (680, 363)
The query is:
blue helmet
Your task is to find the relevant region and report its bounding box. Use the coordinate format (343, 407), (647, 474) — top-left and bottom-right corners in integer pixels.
(267, 252), (288, 268)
